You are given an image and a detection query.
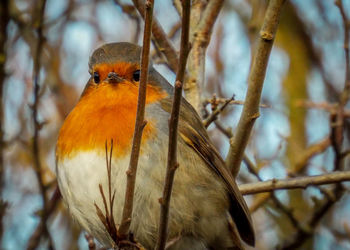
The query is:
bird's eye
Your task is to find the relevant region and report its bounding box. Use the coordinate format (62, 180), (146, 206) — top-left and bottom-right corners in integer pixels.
(132, 70), (140, 82)
(93, 72), (100, 84)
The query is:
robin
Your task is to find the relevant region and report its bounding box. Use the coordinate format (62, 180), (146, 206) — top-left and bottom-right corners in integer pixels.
(56, 42), (255, 249)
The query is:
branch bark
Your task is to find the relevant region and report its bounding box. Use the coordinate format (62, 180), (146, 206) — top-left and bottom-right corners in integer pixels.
(132, 0), (178, 72)
(331, 0), (350, 171)
(118, 0), (154, 238)
(226, 0), (286, 177)
(240, 171), (350, 195)
(0, 0), (9, 243)
(156, 1), (191, 249)
(27, 0), (52, 249)
(185, 0), (224, 111)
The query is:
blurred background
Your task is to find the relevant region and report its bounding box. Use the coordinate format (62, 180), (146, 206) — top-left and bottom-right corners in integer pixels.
(1, 0), (350, 249)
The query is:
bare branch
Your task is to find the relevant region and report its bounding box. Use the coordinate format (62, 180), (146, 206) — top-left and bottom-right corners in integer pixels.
(132, 0), (178, 72)
(243, 155), (306, 232)
(84, 234), (96, 250)
(240, 171), (350, 195)
(335, 0), (350, 106)
(293, 137), (331, 173)
(113, 1), (141, 43)
(0, 0), (9, 242)
(296, 100), (350, 117)
(204, 97), (270, 108)
(281, 2), (350, 248)
(185, 0), (224, 111)
(27, 187), (61, 250)
(27, 0), (53, 249)
(203, 95), (234, 128)
(331, 0), (350, 171)
(226, 0), (286, 177)
(118, 0), (154, 238)
(156, 0), (191, 249)
(95, 141), (118, 243)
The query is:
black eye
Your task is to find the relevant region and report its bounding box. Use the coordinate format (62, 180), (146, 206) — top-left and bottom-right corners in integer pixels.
(93, 72), (100, 84)
(133, 70), (140, 82)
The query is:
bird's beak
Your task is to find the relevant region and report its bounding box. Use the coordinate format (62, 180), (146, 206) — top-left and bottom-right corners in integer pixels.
(107, 72), (123, 84)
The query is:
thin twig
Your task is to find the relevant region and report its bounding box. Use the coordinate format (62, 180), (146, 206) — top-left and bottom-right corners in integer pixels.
(84, 234), (96, 250)
(118, 0), (154, 238)
(331, 0), (350, 171)
(95, 140), (118, 243)
(113, 1), (141, 43)
(204, 97), (270, 108)
(226, 0), (286, 177)
(27, 187), (61, 250)
(296, 100), (350, 117)
(203, 95), (234, 128)
(27, 1), (52, 249)
(243, 137), (331, 213)
(240, 171), (350, 195)
(243, 156), (306, 232)
(156, 1), (191, 249)
(281, 183), (345, 250)
(0, 0), (9, 242)
(282, 2), (350, 248)
(336, 0), (350, 107)
(132, 0), (178, 72)
(185, 0), (224, 111)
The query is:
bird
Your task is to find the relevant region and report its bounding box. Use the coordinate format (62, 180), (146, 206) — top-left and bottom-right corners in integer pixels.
(56, 42), (255, 250)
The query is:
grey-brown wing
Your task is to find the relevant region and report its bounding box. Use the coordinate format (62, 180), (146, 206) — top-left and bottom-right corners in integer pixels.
(160, 97), (255, 246)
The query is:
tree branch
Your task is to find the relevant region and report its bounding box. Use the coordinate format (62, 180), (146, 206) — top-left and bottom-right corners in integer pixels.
(185, 0), (224, 111)
(203, 95), (234, 128)
(240, 171), (350, 195)
(27, 0), (52, 249)
(132, 0), (178, 72)
(156, 0), (191, 249)
(118, 0), (154, 238)
(226, 0), (286, 177)
(0, 0), (9, 243)
(331, 0), (350, 171)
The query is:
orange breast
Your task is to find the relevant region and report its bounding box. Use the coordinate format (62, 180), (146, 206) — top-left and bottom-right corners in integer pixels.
(56, 81), (167, 160)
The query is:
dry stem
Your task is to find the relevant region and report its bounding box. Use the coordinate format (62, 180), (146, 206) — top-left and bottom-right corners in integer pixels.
(118, 0), (154, 238)
(331, 0), (350, 171)
(203, 95), (234, 128)
(240, 171), (350, 195)
(0, 0), (9, 242)
(185, 0), (224, 111)
(132, 0), (178, 72)
(27, 0), (53, 249)
(156, 0), (191, 249)
(226, 0), (286, 177)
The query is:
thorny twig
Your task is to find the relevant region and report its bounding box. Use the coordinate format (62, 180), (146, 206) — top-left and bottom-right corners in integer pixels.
(118, 0), (154, 239)
(156, 0), (191, 249)
(226, 0), (286, 178)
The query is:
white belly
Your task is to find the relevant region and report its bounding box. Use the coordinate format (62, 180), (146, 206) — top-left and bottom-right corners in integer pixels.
(56, 139), (230, 248)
